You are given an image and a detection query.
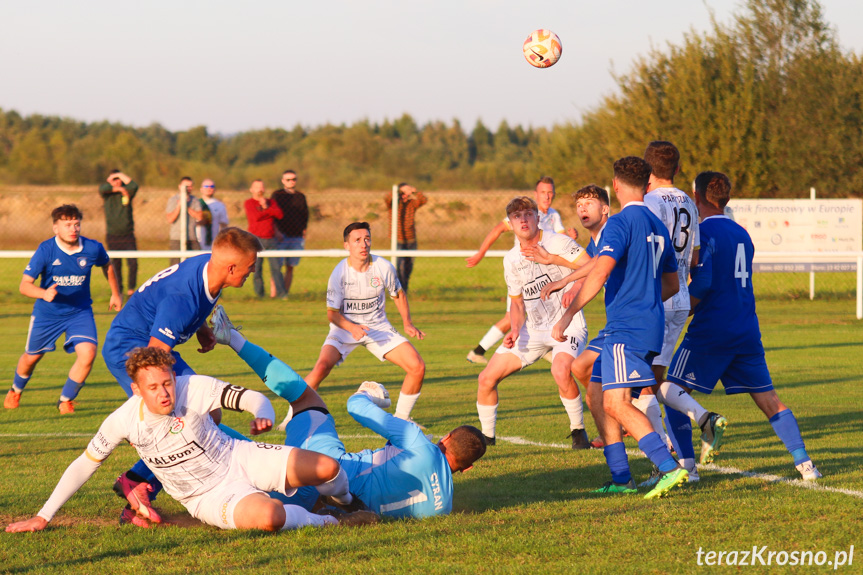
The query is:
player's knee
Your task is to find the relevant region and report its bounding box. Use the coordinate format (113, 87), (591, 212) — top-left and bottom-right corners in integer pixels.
(477, 370), (497, 393)
(408, 356), (425, 378)
(256, 502), (286, 532)
(317, 456), (341, 483)
(76, 346), (98, 365)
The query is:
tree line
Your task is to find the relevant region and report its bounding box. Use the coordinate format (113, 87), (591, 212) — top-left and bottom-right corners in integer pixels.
(0, 0), (860, 198)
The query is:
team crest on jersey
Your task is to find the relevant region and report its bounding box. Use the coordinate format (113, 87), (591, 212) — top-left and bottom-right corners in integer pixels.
(77, 257), (87, 268)
(369, 276), (382, 288)
(169, 417), (185, 434)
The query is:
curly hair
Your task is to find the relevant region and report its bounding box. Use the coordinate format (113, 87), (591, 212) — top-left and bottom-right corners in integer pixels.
(125, 347), (176, 382)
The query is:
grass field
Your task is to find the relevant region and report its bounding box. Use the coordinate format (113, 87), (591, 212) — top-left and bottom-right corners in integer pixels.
(0, 256), (861, 574)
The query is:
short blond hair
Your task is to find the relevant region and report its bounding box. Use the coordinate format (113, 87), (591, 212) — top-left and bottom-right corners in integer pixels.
(212, 227), (263, 254)
(126, 347), (176, 382)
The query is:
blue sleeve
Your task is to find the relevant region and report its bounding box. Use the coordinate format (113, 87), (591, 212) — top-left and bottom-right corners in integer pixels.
(597, 217), (626, 262)
(688, 237), (713, 300)
(149, 295), (197, 347)
(24, 244), (47, 280)
(94, 241), (110, 267)
(346, 393), (425, 450)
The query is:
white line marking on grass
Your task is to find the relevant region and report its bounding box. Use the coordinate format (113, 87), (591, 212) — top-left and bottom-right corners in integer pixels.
(500, 436), (863, 500)
(0, 433), (94, 438)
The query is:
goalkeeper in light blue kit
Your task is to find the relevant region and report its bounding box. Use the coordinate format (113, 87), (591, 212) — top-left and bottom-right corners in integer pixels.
(210, 305), (487, 519)
(666, 171), (821, 480)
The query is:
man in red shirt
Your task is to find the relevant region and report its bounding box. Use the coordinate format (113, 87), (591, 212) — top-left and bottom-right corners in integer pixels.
(244, 179), (285, 298)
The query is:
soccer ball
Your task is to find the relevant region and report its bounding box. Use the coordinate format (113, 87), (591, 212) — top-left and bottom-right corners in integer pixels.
(522, 29), (562, 68)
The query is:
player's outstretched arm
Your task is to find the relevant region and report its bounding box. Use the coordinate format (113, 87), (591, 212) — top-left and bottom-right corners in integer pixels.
(539, 257), (596, 301)
(552, 256), (614, 341)
(661, 271), (680, 302)
(392, 290), (424, 340)
(327, 309), (370, 341)
(466, 221), (508, 267)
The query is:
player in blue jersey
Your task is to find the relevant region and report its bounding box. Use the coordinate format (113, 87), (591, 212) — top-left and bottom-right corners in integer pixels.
(5, 205), (121, 414)
(666, 171), (821, 480)
(101, 226), (261, 525)
(209, 306), (487, 518)
(554, 157), (688, 499)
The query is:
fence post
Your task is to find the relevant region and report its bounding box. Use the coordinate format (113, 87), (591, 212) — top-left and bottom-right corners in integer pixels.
(390, 184), (399, 266)
(809, 187), (816, 300)
(180, 184), (188, 261)
(857, 255), (862, 320)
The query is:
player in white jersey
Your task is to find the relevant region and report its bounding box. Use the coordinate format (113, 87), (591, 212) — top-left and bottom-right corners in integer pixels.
(5, 347), (377, 533)
(639, 141), (727, 485)
(465, 177), (577, 364)
(476, 197), (590, 446)
(305, 222), (426, 422)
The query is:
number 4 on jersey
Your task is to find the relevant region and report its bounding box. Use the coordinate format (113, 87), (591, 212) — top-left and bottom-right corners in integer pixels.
(734, 243), (749, 287)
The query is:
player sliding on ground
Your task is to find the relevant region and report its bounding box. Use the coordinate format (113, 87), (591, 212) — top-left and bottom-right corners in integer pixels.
(304, 222), (426, 424)
(5, 347), (377, 533)
(210, 305), (487, 518)
(665, 171), (822, 481)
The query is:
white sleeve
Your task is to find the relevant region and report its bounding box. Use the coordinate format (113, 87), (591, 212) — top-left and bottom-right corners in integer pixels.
(503, 253), (523, 297)
(381, 259), (402, 297)
(551, 211), (565, 233)
(238, 389), (276, 422)
(37, 452), (104, 522)
(326, 263), (343, 310)
(548, 234), (586, 264)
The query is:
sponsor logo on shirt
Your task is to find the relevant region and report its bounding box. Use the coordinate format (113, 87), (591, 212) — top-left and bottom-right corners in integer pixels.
(52, 275), (86, 287)
(522, 274), (552, 301)
(221, 492), (236, 526)
(344, 297), (378, 315)
(600, 246), (614, 254)
(146, 440), (204, 468)
(158, 327), (176, 340)
(77, 257), (88, 268)
(51, 259), (61, 266)
(169, 417), (185, 434)
(430, 472), (444, 511)
(88, 432), (113, 459)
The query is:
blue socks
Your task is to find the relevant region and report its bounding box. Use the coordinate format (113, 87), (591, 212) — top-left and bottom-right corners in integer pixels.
(638, 432), (679, 473)
(12, 372), (29, 392)
(770, 409), (809, 465)
(665, 407), (695, 461)
(238, 340), (307, 402)
(60, 377), (84, 402)
(603, 442), (632, 484)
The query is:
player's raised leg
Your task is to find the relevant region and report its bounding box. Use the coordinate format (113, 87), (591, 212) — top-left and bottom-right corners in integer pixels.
(467, 315), (509, 364)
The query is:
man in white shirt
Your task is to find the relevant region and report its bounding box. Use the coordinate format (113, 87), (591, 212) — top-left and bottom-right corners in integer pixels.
(304, 222), (427, 422)
(5, 347), (376, 532)
(476, 197), (590, 446)
(197, 178), (229, 250)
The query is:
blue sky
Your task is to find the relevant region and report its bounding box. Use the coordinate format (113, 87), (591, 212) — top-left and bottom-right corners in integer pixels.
(2, 1), (859, 134)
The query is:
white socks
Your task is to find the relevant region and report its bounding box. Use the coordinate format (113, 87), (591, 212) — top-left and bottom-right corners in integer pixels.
(656, 381), (708, 425)
(477, 402), (498, 438)
(394, 392), (420, 419)
(478, 326), (505, 352)
(315, 467), (352, 505)
(559, 395), (585, 430)
(281, 504), (336, 529)
(229, 329), (247, 353)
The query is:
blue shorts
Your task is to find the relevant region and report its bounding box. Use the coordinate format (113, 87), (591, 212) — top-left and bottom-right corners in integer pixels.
(586, 333), (605, 384)
(667, 343), (773, 395)
(278, 236), (304, 267)
(599, 342), (657, 391)
(276, 409), (347, 511)
(25, 309), (97, 355)
(103, 338), (195, 397)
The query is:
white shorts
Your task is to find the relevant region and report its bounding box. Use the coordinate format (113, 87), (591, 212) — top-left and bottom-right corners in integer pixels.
(324, 321), (408, 363)
(184, 441), (295, 530)
(495, 324), (587, 369)
(653, 309), (689, 367)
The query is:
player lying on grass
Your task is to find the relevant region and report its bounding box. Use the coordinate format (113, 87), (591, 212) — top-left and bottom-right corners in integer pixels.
(210, 305), (487, 518)
(6, 204), (122, 414)
(5, 347), (377, 533)
(665, 171), (822, 481)
(304, 222), (426, 423)
(476, 196), (591, 448)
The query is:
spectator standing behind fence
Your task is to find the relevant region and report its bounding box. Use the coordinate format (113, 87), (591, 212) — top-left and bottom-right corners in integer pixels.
(166, 176), (203, 266)
(384, 183), (427, 293)
(271, 169), (309, 296)
(244, 179), (285, 298)
(197, 178), (229, 251)
(98, 170), (139, 298)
